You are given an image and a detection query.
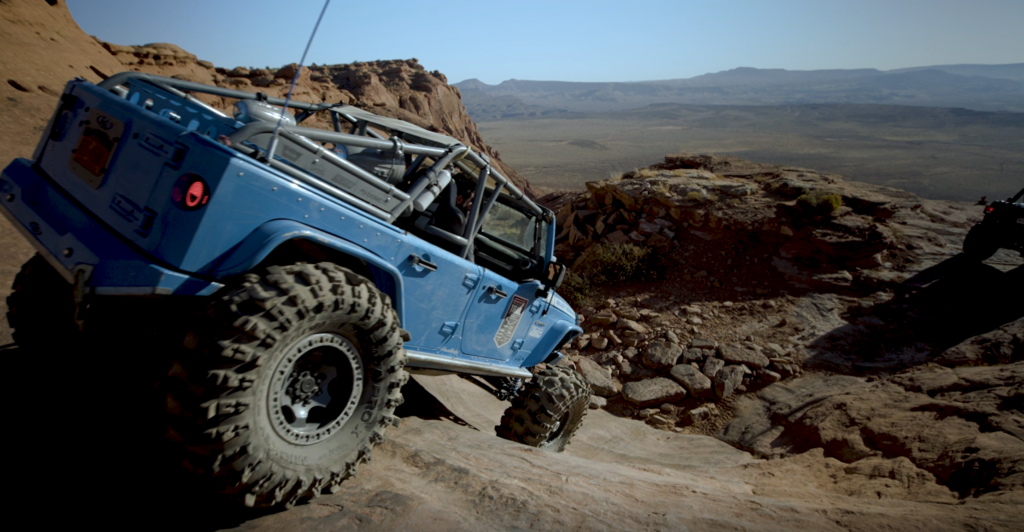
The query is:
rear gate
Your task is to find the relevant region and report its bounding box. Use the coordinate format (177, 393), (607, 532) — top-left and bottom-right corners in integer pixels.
(36, 80), (238, 271)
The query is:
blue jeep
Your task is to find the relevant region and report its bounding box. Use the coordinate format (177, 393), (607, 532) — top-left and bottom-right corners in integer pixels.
(0, 72), (587, 508)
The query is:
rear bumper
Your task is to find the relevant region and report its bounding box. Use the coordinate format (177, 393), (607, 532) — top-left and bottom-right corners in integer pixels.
(0, 158), (222, 295)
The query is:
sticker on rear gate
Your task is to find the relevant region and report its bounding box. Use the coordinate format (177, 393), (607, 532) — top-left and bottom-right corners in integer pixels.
(494, 295), (528, 347)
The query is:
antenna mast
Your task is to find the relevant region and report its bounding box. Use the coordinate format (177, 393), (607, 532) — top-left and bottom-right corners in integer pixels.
(265, 0), (332, 162)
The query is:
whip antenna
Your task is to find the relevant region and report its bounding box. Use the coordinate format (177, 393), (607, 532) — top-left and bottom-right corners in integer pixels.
(265, 0), (332, 162)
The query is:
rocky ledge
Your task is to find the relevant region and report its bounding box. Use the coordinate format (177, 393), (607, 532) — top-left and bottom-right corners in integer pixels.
(544, 153), (1022, 500)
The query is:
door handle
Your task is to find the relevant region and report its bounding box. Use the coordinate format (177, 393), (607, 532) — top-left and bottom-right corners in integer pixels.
(488, 286), (508, 299)
(409, 254), (437, 272)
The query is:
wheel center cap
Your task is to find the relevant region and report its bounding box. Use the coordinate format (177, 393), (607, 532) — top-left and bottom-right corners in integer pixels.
(299, 377), (318, 394)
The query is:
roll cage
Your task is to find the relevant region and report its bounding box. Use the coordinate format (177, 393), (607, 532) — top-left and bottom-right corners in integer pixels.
(96, 72), (552, 273)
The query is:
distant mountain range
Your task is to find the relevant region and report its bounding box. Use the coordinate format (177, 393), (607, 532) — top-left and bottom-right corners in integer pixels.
(455, 64), (1024, 119)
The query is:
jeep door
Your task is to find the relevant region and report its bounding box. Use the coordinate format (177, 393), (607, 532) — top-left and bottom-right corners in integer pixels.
(394, 238), (482, 353)
(460, 202), (547, 363)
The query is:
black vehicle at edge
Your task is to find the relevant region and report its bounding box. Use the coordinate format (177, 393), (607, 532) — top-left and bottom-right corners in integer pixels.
(963, 187), (1024, 260)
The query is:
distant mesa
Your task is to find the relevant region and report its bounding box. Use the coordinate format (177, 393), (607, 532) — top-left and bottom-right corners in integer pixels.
(454, 64), (1024, 117)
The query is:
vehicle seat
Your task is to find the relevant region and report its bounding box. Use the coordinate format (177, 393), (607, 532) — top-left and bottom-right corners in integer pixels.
(430, 183), (466, 237)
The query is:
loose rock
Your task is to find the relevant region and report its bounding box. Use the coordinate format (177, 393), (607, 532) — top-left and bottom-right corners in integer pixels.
(670, 364), (714, 398)
(576, 357), (621, 397)
(715, 365), (745, 400)
(617, 319), (649, 334)
(691, 338), (718, 349)
(703, 357), (725, 379)
(643, 340), (683, 370)
(719, 344), (771, 369)
(622, 378), (687, 407)
(690, 406), (712, 423)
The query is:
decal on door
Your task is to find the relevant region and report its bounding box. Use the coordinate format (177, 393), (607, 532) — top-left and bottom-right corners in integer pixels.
(494, 295), (528, 347)
(527, 321), (546, 339)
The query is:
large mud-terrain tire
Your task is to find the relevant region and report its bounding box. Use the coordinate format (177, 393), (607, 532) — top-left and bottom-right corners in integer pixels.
(963, 224), (999, 260)
(5, 254), (79, 350)
(167, 262), (408, 508)
(496, 365), (591, 452)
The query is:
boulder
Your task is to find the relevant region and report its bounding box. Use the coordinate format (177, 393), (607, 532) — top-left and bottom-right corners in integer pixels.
(691, 338), (718, 349)
(614, 307), (642, 320)
(714, 365), (745, 400)
(681, 348), (705, 363)
(670, 365), (714, 398)
(617, 319), (649, 334)
(703, 357), (725, 379)
(719, 344), (770, 369)
(643, 340), (683, 370)
(590, 311), (618, 327)
(622, 378), (687, 407)
(576, 358), (621, 397)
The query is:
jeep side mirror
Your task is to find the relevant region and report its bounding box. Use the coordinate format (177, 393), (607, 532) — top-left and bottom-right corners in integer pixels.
(543, 262), (567, 290)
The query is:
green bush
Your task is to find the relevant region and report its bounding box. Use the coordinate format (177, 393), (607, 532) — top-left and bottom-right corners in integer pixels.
(559, 243), (661, 306)
(796, 192), (843, 216)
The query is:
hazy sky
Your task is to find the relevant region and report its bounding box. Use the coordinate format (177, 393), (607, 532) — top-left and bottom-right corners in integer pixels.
(67, 0), (1023, 84)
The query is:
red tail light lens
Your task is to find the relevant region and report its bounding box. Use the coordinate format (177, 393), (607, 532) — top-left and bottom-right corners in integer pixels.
(171, 173), (210, 211)
(984, 205), (995, 214)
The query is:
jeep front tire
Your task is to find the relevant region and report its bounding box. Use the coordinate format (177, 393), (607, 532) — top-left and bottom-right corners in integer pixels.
(496, 365), (591, 452)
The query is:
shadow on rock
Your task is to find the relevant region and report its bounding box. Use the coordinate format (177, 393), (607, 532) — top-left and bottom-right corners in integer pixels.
(806, 255), (1023, 372)
(3, 343), (470, 532)
(4, 344), (277, 531)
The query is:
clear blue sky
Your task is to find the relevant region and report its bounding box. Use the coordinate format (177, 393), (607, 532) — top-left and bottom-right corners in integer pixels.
(67, 0), (1024, 84)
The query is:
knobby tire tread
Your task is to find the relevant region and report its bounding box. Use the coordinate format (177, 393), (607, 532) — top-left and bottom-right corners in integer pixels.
(496, 365), (591, 452)
(166, 262), (408, 508)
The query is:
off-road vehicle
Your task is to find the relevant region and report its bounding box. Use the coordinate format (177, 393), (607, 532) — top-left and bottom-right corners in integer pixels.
(963, 187), (1024, 260)
(0, 72), (588, 508)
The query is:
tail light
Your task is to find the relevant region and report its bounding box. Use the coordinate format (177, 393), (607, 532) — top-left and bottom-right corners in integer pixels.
(171, 173), (210, 211)
(984, 205), (995, 214)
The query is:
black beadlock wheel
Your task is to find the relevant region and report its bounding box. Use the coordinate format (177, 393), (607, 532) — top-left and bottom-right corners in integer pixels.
(963, 224), (1000, 260)
(5, 254), (79, 351)
(496, 365), (591, 452)
(166, 262), (408, 508)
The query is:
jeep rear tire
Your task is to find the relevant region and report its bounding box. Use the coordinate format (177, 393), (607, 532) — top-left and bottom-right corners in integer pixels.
(5, 254), (79, 351)
(496, 365), (591, 452)
(963, 224), (999, 260)
(166, 262), (408, 508)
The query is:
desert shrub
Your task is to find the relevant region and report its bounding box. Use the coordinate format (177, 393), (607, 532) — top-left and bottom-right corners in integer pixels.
(559, 243), (662, 306)
(560, 271), (594, 307)
(796, 192), (843, 216)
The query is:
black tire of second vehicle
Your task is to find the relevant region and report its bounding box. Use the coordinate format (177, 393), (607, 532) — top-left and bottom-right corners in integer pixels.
(963, 224), (999, 260)
(496, 365), (591, 452)
(166, 262), (408, 508)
